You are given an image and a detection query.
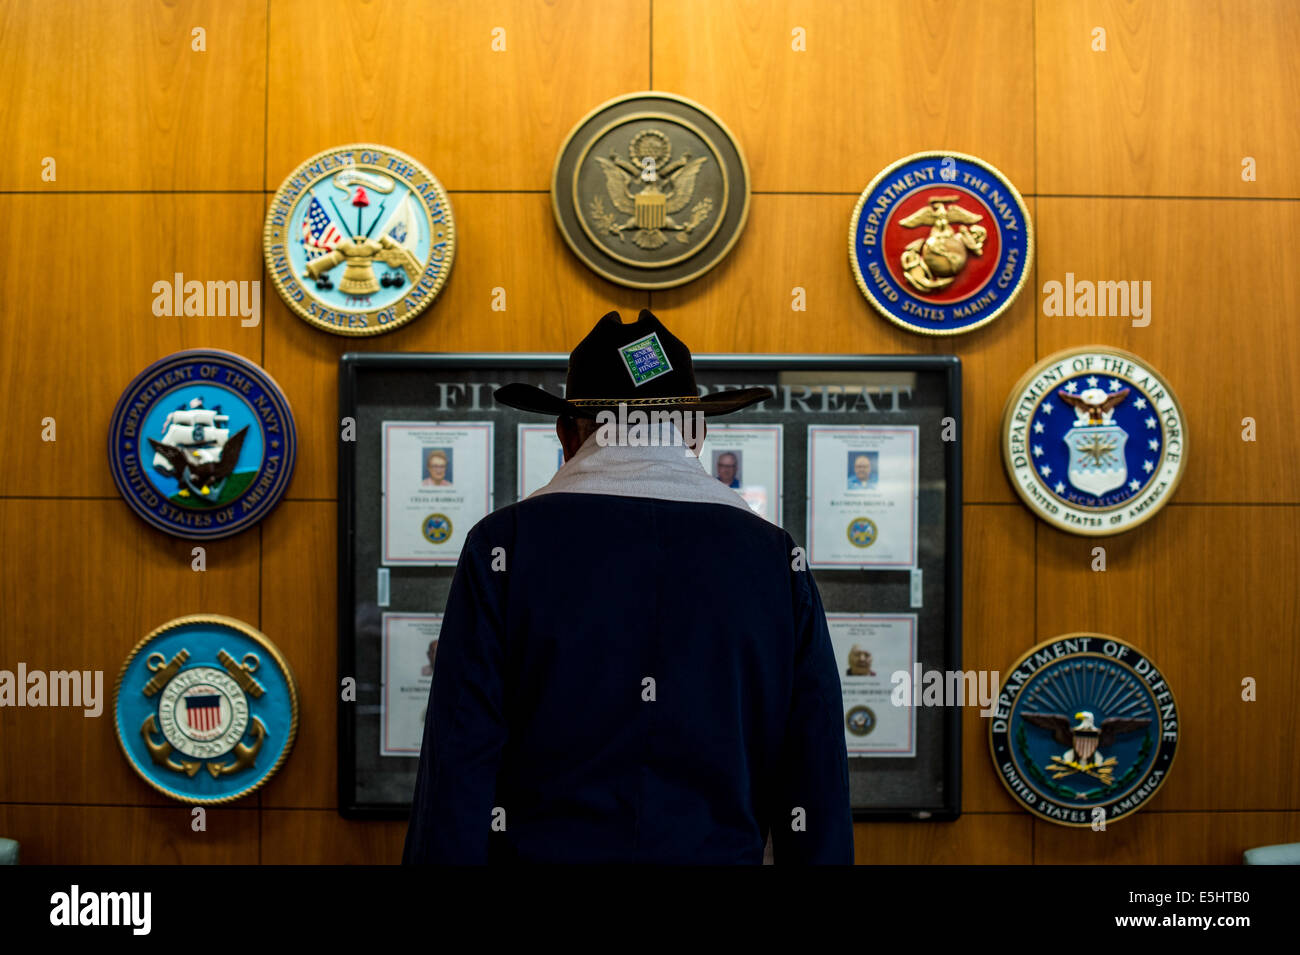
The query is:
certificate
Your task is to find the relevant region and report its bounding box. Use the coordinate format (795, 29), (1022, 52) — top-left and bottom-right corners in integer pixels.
(705, 424), (783, 524)
(517, 423), (565, 499)
(382, 421), (494, 565)
(827, 614), (917, 757)
(380, 613), (442, 757)
(806, 425), (918, 568)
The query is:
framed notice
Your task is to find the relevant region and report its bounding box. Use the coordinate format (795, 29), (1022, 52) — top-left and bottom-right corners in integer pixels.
(339, 353), (961, 820)
(380, 613), (442, 757)
(381, 422), (493, 565)
(807, 425), (918, 568)
(828, 614), (918, 757)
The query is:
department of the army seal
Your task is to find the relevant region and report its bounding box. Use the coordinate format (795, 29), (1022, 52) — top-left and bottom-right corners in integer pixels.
(552, 91), (750, 288)
(847, 517), (878, 548)
(423, 512), (452, 544)
(114, 615), (300, 804)
(264, 143), (455, 336)
(1001, 345), (1186, 535)
(849, 151), (1032, 335)
(108, 350), (297, 540)
(989, 634), (1178, 827)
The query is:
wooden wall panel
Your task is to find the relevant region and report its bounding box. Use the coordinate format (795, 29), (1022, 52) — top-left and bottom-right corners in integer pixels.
(0, 0), (1295, 866)
(961, 505), (1037, 813)
(1037, 0), (1300, 198)
(653, 0), (1036, 194)
(262, 810), (406, 864)
(853, 813), (1032, 864)
(260, 502), (336, 809)
(1035, 198), (1300, 503)
(267, 0), (650, 191)
(0, 194), (266, 498)
(1036, 506), (1300, 812)
(0, 0), (266, 191)
(0, 501), (261, 805)
(1035, 811), (1300, 865)
(0, 805), (259, 865)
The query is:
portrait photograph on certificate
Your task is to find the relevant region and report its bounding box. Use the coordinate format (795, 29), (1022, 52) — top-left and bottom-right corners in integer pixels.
(705, 423), (783, 524)
(806, 425), (919, 569)
(517, 423), (565, 500)
(381, 421), (494, 565)
(827, 614), (917, 758)
(380, 613), (442, 757)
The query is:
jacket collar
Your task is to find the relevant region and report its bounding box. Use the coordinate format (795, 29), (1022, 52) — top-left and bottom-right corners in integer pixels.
(527, 423), (756, 514)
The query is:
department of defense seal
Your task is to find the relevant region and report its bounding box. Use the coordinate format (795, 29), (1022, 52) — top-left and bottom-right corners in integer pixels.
(849, 151), (1032, 335)
(846, 705), (876, 737)
(108, 350), (296, 540)
(264, 143), (455, 336)
(552, 91), (750, 289)
(989, 633), (1178, 827)
(1001, 345), (1186, 535)
(114, 615), (300, 804)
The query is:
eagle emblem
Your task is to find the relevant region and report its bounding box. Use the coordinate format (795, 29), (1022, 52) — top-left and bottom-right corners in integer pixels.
(1059, 386), (1131, 426)
(147, 397), (249, 504)
(588, 129), (714, 250)
(897, 195), (988, 292)
(1023, 710), (1152, 786)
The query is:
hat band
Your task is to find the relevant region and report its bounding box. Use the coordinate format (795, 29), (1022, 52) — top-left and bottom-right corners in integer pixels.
(567, 395), (701, 407)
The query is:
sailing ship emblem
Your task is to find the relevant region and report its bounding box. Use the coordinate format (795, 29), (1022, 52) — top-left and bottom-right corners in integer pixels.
(148, 397), (248, 504)
(109, 350), (297, 540)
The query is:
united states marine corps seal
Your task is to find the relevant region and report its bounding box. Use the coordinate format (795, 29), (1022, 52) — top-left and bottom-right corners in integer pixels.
(264, 143), (455, 336)
(114, 615), (299, 804)
(108, 350), (297, 540)
(1001, 346), (1186, 535)
(989, 634), (1178, 827)
(849, 152), (1032, 335)
(552, 92), (750, 288)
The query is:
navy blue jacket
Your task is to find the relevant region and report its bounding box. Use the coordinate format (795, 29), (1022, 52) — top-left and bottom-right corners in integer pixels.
(402, 491), (854, 864)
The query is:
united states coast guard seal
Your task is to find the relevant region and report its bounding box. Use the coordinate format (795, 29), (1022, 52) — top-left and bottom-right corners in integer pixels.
(114, 615), (299, 804)
(108, 350), (296, 540)
(552, 91), (750, 288)
(849, 151), (1032, 335)
(990, 634), (1178, 827)
(1002, 346), (1186, 535)
(264, 143), (455, 336)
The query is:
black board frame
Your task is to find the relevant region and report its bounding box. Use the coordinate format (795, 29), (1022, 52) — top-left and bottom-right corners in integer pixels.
(338, 352), (962, 822)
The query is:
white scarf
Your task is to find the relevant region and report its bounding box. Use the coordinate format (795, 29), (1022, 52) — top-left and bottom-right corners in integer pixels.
(527, 422), (756, 514)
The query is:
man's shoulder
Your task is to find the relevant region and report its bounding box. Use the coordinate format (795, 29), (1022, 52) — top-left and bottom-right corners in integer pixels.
(474, 491), (792, 542)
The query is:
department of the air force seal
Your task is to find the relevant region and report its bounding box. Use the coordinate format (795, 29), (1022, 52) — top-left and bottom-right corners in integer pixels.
(1001, 346), (1186, 535)
(989, 634), (1178, 827)
(114, 615), (299, 804)
(849, 152), (1032, 335)
(264, 143), (455, 336)
(108, 350), (296, 540)
(552, 91), (750, 289)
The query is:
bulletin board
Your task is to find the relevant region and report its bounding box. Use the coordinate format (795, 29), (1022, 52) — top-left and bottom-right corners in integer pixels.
(338, 353), (963, 820)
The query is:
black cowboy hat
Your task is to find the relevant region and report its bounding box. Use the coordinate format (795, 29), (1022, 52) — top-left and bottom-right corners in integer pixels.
(494, 308), (772, 419)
